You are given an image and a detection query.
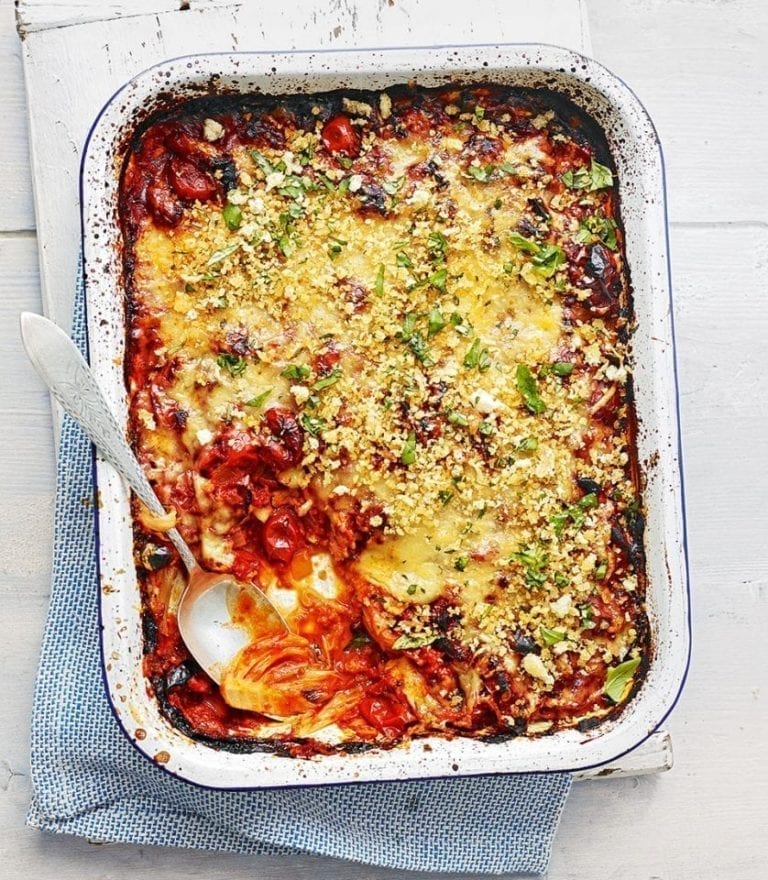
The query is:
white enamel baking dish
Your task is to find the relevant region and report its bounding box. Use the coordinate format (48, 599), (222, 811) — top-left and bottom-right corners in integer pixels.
(81, 44), (690, 789)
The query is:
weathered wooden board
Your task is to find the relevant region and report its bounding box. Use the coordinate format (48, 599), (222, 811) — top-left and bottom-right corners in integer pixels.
(0, 3), (34, 231)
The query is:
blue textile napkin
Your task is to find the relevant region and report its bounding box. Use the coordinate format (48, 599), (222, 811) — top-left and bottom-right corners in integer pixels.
(26, 272), (572, 875)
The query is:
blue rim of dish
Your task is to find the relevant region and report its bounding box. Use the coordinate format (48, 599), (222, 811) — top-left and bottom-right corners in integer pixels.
(78, 42), (692, 791)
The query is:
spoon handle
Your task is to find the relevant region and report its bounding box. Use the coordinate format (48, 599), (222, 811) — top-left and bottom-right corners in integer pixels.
(20, 312), (198, 573)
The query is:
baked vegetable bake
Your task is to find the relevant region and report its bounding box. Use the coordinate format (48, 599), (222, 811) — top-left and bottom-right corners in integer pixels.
(120, 83), (648, 755)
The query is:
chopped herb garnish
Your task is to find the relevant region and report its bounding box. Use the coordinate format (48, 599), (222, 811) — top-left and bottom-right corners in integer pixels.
(428, 230), (448, 258)
(401, 431), (417, 465)
(454, 555), (469, 572)
(579, 603), (595, 629)
(577, 214), (618, 250)
(375, 263), (385, 297)
(518, 436), (539, 452)
(595, 560), (608, 580)
(512, 544), (549, 588)
(222, 203), (242, 230)
(464, 338), (491, 372)
(345, 632), (372, 650)
(438, 490), (454, 505)
(552, 493), (599, 537)
(300, 413), (327, 436)
(396, 251), (413, 269)
(383, 176), (405, 195)
(429, 267), (448, 292)
(245, 389), (272, 408)
(552, 361), (575, 377)
(408, 331), (433, 365)
(207, 243), (240, 266)
(250, 149), (276, 176)
(312, 367), (342, 391)
(562, 159), (614, 192)
(539, 625), (566, 647)
(516, 365), (546, 414)
(277, 234), (294, 258)
(281, 363), (311, 381)
(509, 233), (566, 279)
(447, 410), (469, 427)
(406, 583), (418, 595)
(216, 353), (247, 376)
(604, 657), (641, 702)
(427, 307), (447, 337)
(466, 163), (496, 182)
(478, 420), (495, 437)
(509, 232), (540, 254)
(392, 632), (439, 650)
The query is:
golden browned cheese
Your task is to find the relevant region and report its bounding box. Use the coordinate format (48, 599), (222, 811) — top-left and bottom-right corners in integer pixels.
(124, 85), (647, 750)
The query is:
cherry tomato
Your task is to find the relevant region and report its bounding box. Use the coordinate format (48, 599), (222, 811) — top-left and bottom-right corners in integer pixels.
(359, 694), (411, 737)
(168, 157), (218, 202)
(321, 115), (361, 157)
(146, 179), (183, 226)
(262, 407), (304, 471)
(263, 507), (304, 564)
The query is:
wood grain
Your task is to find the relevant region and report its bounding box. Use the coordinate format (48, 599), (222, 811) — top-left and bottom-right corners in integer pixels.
(590, 0), (768, 225)
(0, 3), (34, 231)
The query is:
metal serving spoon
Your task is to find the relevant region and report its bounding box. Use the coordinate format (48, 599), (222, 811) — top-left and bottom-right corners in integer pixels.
(20, 312), (287, 684)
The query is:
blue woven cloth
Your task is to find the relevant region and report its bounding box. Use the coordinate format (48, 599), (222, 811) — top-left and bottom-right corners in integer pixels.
(26, 273), (572, 874)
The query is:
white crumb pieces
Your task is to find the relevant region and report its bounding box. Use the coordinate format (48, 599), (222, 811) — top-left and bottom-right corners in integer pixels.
(378, 93), (392, 119)
(342, 97), (373, 118)
(522, 653), (555, 688)
(202, 118), (225, 142)
(196, 428), (214, 446)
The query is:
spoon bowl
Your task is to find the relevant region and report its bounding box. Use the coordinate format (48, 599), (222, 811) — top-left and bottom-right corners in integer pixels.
(20, 312), (288, 692)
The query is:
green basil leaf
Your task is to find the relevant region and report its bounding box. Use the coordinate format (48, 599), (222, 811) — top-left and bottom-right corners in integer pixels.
(604, 657), (641, 702)
(552, 361), (574, 377)
(539, 625), (566, 647)
(463, 338), (491, 371)
(375, 263), (385, 297)
(401, 431), (417, 465)
(466, 164), (495, 182)
(447, 410), (469, 427)
(312, 368), (342, 391)
(511, 544), (549, 588)
(589, 160), (614, 190)
(222, 203), (242, 230)
(216, 353), (247, 376)
(245, 389), (272, 408)
(207, 243), (240, 266)
(428, 230), (448, 258)
(300, 413), (327, 436)
(281, 363), (311, 381)
(516, 365), (546, 414)
(531, 243), (566, 278)
(392, 632), (439, 650)
(429, 267), (448, 292)
(427, 306), (447, 337)
(509, 232), (541, 255)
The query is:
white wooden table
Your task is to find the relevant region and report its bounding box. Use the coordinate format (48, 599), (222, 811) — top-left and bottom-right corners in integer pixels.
(1, 0), (767, 877)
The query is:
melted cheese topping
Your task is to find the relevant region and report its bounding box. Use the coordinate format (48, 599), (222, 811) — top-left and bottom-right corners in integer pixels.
(126, 87), (646, 748)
